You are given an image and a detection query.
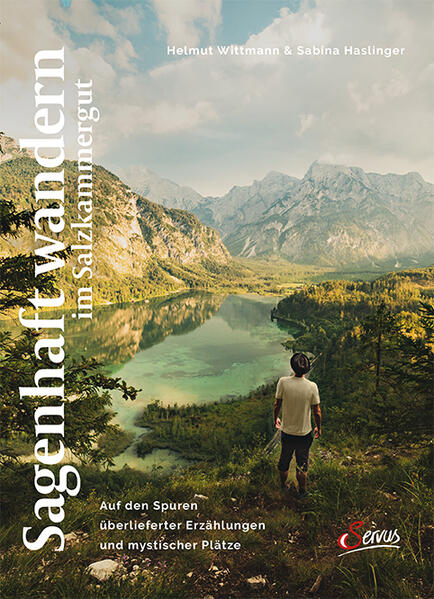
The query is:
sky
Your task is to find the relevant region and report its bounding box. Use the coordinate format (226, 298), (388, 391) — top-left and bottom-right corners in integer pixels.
(1, 0), (433, 195)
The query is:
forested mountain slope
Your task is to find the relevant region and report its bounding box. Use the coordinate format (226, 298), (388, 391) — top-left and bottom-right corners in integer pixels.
(0, 139), (234, 304)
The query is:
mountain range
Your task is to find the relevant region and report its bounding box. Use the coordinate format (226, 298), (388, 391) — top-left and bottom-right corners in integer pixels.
(2, 129), (432, 280)
(120, 162), (434, 269)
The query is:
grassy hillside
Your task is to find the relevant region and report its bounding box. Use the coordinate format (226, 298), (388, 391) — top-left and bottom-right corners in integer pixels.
(1, 437), (431, 599)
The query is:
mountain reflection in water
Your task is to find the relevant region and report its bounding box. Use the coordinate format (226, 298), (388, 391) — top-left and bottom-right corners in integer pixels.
(105, 293), (295, 469)
(67, 292), (226, 371)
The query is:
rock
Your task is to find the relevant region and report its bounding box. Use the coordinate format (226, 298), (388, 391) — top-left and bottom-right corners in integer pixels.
(87, 559), (120, 582)
(247, 575), (266, 588)
(64, 532), (78, 543)
(194, 494), (209, 500)
(309, 574), (322, 594)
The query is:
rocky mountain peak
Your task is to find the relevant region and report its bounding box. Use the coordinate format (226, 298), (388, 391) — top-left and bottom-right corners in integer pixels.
(305, 161), (368, 185)
(224, 162), (434, 268)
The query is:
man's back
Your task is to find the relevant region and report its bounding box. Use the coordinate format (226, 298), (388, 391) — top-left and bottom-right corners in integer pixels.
(276, 375), (320, 436)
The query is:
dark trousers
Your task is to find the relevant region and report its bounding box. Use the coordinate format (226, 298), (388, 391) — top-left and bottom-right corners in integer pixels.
(278, 431), (313, 472)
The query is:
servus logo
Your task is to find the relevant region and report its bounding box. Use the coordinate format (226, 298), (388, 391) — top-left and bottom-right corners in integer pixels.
(338, 521), (400, 557)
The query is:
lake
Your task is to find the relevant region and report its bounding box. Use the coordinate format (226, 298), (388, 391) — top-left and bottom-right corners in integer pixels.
(6, 292), (296, 470)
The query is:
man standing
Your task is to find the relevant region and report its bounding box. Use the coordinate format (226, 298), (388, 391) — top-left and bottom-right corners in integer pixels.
(274, 353), (322, 497)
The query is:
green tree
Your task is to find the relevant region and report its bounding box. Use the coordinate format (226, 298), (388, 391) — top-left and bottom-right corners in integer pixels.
(361, 301), (398, 390)
(388, 302), (433, 436)
(0, 199), (138, 466)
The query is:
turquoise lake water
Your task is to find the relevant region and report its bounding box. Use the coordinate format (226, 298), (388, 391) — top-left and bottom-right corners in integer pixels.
(106, 293), (295, 470)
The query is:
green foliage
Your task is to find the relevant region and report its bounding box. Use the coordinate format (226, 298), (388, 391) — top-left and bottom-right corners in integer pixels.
(0, 198), (68, 310)
(0, 329), (138, 466)
(277, 267), (433, 442)
(0, 157), (233, 307)
(97, 427), (135, 459)
(137, 387), (274, 461)
(0, 197), (139, 467)
(0, 199), (33, 237)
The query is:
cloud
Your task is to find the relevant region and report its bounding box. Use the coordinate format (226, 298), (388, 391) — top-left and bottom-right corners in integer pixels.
(348, 70), (411, 114)
(0, 0), (137, 157)
(1, 0), (433, 195)
(136, 0), (433, 190)
(112, 99), (218, 135)
(151, 0), (222, 46)
(0, 0), (67, 82)
(297, 113), (315, 136)
(49, 0), (118, 38)
(104, 5), (143, 35)
(111, 39), (138, 72)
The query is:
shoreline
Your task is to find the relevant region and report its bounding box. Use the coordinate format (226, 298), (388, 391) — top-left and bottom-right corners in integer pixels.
(0, 286), (288, 323)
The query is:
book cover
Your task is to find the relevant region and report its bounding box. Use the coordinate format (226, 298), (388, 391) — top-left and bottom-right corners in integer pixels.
(0, 1), (432, 598)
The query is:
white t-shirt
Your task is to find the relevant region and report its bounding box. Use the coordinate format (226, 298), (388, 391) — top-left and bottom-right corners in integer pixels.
(275, 375), (320, 436)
